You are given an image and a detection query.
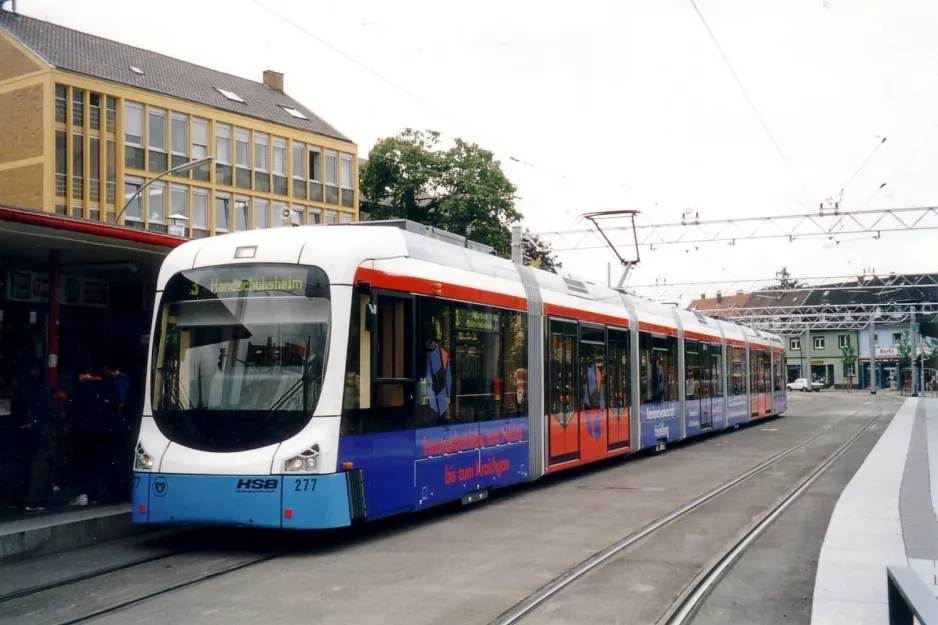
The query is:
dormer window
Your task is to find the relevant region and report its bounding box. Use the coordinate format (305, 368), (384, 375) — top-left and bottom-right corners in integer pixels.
(215, 87), (244, 103)
(130, 66), (144, 74)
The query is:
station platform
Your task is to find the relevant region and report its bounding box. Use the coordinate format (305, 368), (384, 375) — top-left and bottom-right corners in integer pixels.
(0, 503), (137, 562)
(811, 397), (938, 624)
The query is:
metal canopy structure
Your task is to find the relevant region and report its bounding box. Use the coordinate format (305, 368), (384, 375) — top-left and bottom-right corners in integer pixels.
(720, 303), (938, 334)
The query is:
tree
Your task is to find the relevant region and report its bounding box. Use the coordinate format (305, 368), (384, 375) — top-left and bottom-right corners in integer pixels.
(897, 331), (912, 369)
(522, 229), (561, 271)
(764, 267), (803, 291)
(360, 129), (522, 256)
(841, 338), (856, 391)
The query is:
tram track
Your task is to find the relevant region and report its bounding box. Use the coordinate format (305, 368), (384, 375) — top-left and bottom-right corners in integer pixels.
(487, 408), (883, 625)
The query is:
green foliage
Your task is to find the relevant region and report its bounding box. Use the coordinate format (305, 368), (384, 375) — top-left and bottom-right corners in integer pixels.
(360, 129), (523, 256)
(841, 338), (856, 377)
(897, 331), (912, 368)
(522, 229), (561, 271)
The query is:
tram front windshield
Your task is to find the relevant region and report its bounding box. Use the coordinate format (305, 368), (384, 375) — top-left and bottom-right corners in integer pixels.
(151, 263), (330, 452)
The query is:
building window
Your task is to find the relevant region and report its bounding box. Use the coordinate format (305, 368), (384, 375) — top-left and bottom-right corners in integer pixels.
(814, 336), (825, 350)
(89, 94), (101, 131)
(309, 146), (322, 201)
(124, 176), (144, 223)
(325, 149), (338, 204)
(280, 105), (306, 119)
(171, 113), (188, 169)
(72, 88), (84, 127)
(148, 107), (167, 173)
(341, 212), (353, 224)
(106, 97), (117, 133)
(254, 132), (270, 192)
(192, 188), (209, 236)
(148, 181), (167, 232)
(273, 137), (287, 195)
(892, 332), (903, 344)
(309, 208), (321, 224)
(55, 130), (66, 197)
(72, 133), (84, 201)
(235, 128), (251, 189)
(171, 184), (188, 234)
(192, 118), (210, 182)
(90, 137), (100, 204)
(106, 139), (116, 208)
(254, 197), (269, 229)
(838, 335), (850, 349)
(55, 85), (67, 124)
(124, 102), (145, 169)
(340, 153), (354, 207)
(215, 87), (244, 103)
(292, 141), (307, 199)
(874, 333), (879, 346)
(215, 123), (232, 185)
(790, 338), (800, 351)
(235, 195), (250, 230)
(273, 201), (290, 227)
(325, 210), (337, 225)
(215, 192), (231, 232)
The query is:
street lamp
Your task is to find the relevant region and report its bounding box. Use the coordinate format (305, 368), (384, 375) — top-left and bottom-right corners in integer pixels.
(114, 155), (214, 225)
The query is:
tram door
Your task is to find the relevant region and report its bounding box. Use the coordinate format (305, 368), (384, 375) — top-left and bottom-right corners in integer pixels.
(699, 343), (713, 429)
(548, 320), (580, 465)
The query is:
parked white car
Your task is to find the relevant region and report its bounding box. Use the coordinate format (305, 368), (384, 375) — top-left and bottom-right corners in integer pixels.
(787, 377), (822, 392)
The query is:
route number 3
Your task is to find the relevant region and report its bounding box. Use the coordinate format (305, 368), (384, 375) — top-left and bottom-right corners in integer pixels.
(295, 478), (317, 492)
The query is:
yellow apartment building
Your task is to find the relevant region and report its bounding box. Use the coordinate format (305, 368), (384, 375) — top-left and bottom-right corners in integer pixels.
(0, 9), (359, 236)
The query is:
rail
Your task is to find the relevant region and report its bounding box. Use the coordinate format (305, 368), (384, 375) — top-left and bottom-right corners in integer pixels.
(886, 566), (937, 625)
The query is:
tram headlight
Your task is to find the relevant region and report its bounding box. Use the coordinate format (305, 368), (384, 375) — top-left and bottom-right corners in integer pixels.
(283, 444), (320, 473)
(134, 442), (154, 471)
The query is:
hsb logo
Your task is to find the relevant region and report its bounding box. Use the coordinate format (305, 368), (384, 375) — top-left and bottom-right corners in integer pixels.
(235, 478), (279, 491)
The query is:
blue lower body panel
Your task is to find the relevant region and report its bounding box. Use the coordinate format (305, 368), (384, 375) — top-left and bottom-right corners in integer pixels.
(132, 472), (352, 529)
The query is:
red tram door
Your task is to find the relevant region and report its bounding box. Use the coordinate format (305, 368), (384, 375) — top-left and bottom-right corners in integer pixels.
(548, 320), (580, 466)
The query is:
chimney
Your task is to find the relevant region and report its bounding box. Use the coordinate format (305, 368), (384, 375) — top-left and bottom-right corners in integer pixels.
(716, 291), (722, 304)
(263, 70), (284, 92)
(701, 293), (706, 300)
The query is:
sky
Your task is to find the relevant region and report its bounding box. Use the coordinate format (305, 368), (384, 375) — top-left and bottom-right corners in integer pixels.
(20, 0), (938, 301)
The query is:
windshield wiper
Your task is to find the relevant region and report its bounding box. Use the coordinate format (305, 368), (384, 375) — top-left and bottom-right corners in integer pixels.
(247, 336), (315, 438)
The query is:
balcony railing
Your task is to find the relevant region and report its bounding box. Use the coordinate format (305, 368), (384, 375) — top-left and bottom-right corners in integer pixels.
(71, 176), (83, 200)
(55, 98), (67, 124)
(106, 181), (116, 205)
(55, 173), (67, 197)
(89, 178), (100, 203)
(89, 105), (101, 131)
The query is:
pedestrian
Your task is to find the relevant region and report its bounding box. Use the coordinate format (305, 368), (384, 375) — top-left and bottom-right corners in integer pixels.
(101, 365), (133, 502)
(66, 366), (107, 506)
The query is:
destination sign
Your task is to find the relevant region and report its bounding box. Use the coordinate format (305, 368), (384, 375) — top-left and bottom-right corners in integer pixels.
(455, 308), (500, 332)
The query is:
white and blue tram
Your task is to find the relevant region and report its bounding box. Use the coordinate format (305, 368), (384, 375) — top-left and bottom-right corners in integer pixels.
(132, 220), (787, 529)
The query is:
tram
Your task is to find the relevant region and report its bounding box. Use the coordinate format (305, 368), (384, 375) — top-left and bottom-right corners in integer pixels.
(132, 220), (786, 529)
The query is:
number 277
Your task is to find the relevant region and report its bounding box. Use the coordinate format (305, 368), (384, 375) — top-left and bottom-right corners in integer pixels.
(294, 478), (317, 492)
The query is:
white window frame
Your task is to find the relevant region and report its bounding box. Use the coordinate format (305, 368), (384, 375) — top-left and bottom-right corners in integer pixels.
(192, 188), (209, 229)
(124, 102), (144, 147)
(838, 335), (849, 349)
(171, 113), (188, 156)
(293, 142), (306, 179)
(273, 201), (290, 227)
(340, 211), (353, 224)
(892, 332), (903, 344)
(215, 123), (231, 165)
(235, 195), (250, 230)
(273, 137), (287, 176)
(192, 118), (209, 159)
(309, 146), (322, 182)
(325, 209), (337, 224)
(123, 176), (144, 222)
(148, 107), (166, 152)
(235, 128), (250, 168)
(280, 105), (307, 120)
(790, 338), (800, 351)
(340, 153), (353, 190)
(148, 181), (166, 224)
(814, 336), (825, 350)
(215, 191), (231, 233)
(325, 149), (338, 186)
(170, 184), (188, 221)
(254, 133), (269, 172)
(254, 197), (269, 229)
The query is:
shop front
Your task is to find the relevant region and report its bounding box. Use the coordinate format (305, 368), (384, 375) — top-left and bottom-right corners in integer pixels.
(0, 206), (179, 510)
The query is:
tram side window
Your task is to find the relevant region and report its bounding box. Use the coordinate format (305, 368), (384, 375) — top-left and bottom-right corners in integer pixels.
(548, 320), (577, 417)
(750, 349), (758, 394)
(607, 329), (630, 410)
(639, 332), (678, 404)
(685, 340), (700, 400)
(775, 353), (783, 391)
(711, 347), (724, 398)
(579, 325), (606, 410)
(416, 298), (454, 427)
(451, 303), (503, 424)
(502, 311), (527, 419)
(729, 345), (746, 396)
(762, 351), (772, 393)
(341, 291), (415, 435)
